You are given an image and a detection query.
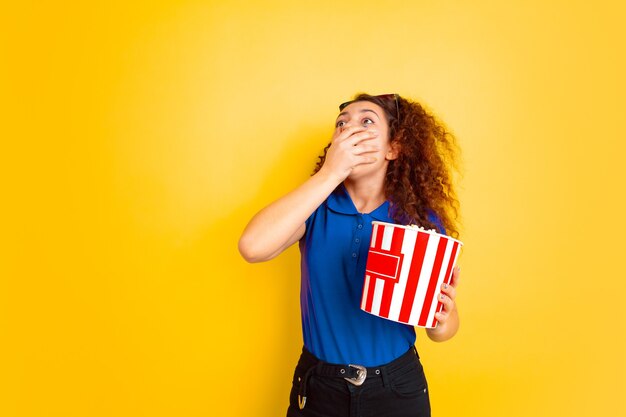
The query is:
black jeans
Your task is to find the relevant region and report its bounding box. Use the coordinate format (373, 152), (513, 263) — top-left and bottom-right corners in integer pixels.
(287, 346), (431, 417)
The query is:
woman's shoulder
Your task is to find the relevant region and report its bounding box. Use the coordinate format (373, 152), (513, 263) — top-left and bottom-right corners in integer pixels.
(427, 210), (446, 235)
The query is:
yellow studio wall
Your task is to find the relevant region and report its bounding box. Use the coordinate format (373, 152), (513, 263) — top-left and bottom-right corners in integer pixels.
(1, 1), (625, 416)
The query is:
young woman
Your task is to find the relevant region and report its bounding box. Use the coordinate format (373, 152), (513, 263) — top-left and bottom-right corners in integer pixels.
(239, 93), (461, 416)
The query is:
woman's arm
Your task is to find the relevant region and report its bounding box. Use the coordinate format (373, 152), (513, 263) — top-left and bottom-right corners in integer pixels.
(425, 266), (461, 342)
(238, 171), (338, 263)
(238, 126), (380, 263)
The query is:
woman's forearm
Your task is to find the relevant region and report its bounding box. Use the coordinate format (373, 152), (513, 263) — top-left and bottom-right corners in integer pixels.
(238, 169), (341, 263)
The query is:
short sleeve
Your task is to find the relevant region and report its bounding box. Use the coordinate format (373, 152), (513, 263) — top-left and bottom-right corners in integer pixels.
(427, 210), (446, 235)
(302, 202), (320, 240)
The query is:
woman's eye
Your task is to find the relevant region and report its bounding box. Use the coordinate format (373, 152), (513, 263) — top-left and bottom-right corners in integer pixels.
(362, 118), (374, 126)
(336, 120), (346, 128)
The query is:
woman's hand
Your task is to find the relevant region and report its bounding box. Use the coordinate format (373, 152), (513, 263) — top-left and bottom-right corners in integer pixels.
(318, 126), (380, 183)
(435, 265), (460, 324)
(426, 266), (461, 342)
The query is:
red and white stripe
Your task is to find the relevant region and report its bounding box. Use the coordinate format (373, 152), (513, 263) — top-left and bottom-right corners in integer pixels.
(360, 221), (462, 328)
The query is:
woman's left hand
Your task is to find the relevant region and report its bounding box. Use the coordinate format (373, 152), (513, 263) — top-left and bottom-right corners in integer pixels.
(434, 265), (460, 325)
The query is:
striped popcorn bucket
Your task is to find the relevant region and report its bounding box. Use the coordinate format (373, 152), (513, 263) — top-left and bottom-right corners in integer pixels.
(360, 221), (463, 328)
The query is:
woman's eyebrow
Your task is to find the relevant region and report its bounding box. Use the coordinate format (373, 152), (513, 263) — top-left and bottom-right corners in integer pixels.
(336, 109), (380, 119)
(361, 109), (380, 118)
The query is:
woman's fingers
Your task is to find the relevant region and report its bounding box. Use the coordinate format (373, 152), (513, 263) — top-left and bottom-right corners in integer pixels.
(336, 127), (378, 145)
(332, 125), (356, 140)
(336, 133), (379, 166)
(435, 266), (460, 323)
(352, 143), (381, 155)
(435, 296), (453, 323)
(440, 282), (456, 301)
(434, 292), (455, 323)
(435, 310), (449, 323)
(438, 292), (455, 311)
(439, 267), (460, 301)
(333, 125), (368, 142)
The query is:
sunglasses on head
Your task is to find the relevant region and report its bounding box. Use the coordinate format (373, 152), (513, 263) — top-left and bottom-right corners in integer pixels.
(339, 93), (400, 120)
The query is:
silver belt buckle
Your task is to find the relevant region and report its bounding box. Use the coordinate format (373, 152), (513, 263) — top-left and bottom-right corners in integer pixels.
(344, 364), (367, 386)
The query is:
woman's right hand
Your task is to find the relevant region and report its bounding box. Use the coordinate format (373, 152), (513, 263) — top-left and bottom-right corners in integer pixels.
(319, 126), (381, 182)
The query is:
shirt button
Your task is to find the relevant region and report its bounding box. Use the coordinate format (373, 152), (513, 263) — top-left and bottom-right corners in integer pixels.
(352, 253), (357, 258)
(355, 238), (360, 243)
(357, 224), (363, 229)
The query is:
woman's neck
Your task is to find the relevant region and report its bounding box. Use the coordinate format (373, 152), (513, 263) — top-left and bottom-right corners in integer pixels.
(343, 178), (386, 214)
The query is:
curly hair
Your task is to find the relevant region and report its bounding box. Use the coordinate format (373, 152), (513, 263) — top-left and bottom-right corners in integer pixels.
(313, 93), (462, 238)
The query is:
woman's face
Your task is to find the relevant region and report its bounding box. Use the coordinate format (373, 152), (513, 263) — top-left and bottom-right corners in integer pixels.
(334, 100), (398, 179)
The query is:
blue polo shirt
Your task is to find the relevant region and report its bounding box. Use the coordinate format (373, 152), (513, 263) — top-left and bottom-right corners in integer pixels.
(298, 184), (444, 366)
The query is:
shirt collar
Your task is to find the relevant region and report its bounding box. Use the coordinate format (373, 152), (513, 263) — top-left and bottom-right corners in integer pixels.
(326, 183), (393, 222)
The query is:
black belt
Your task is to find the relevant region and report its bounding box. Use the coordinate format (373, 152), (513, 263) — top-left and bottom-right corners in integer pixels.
(297, 346), (419, 410)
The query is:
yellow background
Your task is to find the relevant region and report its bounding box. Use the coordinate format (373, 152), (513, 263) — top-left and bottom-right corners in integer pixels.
(2, 1), (625, 416)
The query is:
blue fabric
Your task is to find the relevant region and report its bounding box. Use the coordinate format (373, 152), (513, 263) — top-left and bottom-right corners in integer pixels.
(298, 184), (445, 367)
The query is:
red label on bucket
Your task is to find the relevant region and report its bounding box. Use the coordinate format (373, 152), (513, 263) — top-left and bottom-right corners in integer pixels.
(365, 251), (402, 280)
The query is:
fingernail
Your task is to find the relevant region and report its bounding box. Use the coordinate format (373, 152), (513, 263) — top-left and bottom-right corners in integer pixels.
(440, 294), (445, 300)
(443, 283), (448, 289)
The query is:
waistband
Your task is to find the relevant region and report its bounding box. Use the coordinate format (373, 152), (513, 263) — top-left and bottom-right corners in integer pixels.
(296, 345), (420, 410)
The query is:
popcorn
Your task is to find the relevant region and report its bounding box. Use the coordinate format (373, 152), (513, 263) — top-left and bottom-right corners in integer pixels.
(361, 221), (463, 328)
(408, 224), (436, 233)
